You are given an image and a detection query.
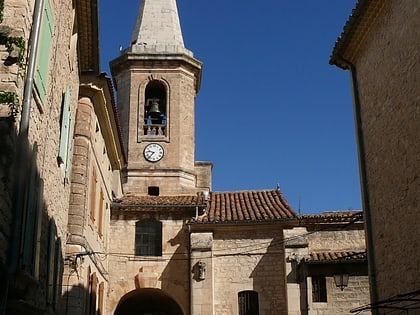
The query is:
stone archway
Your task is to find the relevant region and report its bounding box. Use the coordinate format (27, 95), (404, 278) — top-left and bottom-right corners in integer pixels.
(114, 288), (184, 315)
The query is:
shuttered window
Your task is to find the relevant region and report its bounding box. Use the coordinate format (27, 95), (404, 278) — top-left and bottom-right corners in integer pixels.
(34, 0), (54, 102)
(21, 143), (43, 278)
(58, 87), (74, 181)
(89, 272), (98, 315)
(238, 290), (259, 315)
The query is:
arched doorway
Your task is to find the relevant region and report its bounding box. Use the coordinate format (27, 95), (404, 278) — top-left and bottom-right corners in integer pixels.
(114, 288), (184, 315)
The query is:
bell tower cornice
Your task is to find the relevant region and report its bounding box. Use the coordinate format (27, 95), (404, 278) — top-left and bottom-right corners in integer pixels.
(110, 52), (202, 92)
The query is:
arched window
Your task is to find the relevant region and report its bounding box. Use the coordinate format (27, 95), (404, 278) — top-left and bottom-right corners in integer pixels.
(144, 81), (167, 136)
(238, 290), (259, 315)
(135, 221), (162, 256)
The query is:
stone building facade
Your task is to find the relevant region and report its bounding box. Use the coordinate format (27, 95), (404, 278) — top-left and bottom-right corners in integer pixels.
(0, 0), (374, 314)
(330, 0), (419, 313)
(0, 0), (124, 314)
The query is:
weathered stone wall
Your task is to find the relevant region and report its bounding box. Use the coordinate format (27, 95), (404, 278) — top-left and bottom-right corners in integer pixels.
(284, 226), (370, 314)
(0, 0), (31, 270)
(307, 276), (370, 315)
(212, 228), (288, 315)
(112, 64), (202, 195)
(107, 214), (190, 315)
(0, 0), (81, 313)
(351, 0), (419, 301)
(306, 229), (366, 253)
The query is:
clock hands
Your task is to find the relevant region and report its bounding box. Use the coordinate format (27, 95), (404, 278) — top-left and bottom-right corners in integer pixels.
(145, 150), (155, 158)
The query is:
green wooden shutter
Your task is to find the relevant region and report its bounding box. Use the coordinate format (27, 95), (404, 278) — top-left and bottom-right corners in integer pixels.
(65, 111), (75, 180)
(34, 0), (54, 102)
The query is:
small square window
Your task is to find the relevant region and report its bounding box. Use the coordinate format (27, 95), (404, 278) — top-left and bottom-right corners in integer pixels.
(148, 186), (160, 196)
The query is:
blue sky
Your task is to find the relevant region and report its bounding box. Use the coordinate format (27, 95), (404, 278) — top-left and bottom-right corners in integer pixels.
(99, 0), (361, 214)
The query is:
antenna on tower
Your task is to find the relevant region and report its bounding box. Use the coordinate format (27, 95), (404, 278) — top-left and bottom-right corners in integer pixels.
(298, 195), (301, 215)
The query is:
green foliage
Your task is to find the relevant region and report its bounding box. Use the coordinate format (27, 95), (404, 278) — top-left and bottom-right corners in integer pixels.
(0, 0), (4, 24)
(0, 91), (19, 119)
(0, 33), (25, 67)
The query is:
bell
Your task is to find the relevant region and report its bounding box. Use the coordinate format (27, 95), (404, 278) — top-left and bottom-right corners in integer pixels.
(147, 98), (161, 116)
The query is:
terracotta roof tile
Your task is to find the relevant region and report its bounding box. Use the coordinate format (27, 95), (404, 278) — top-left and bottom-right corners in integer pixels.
(305, 250), (367, 263)
(299, 210), (363, 224)
(112, 194), (205, 207)
(192, 189), (296, 224)
(330, 0), (386, 68)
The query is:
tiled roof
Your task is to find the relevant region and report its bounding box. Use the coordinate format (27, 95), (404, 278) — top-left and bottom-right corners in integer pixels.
(191, 189), (296, 224)
(299, 210), (363, 224)
(305, 250), (367, 263)
(76, 0), (100, 73)
(329, 0), (386, 68)
(112, 194), (205, 208)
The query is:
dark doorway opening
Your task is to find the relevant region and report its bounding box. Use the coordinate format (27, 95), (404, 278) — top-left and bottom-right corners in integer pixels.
(114, 288), (183, 315)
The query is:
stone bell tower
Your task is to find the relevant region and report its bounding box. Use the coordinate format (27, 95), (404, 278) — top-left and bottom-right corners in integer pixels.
(110, 0), (212, 195)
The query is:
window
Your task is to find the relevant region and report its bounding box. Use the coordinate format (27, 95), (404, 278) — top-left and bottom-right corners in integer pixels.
(98, 282), (105, 315)
(312, 276), (327, 302)
(98, 189), (104, 236)
(34, 0), (54, 102)
(135, 221), (162, 256)
(238, 290), (259, 315)
(148, 186), (160, 196)
(143, 80), (167, 136)
(89, 272), (98, 315)
(21, 143), (43, 278)
(58, 87), (74, 180)
(89, 169), (97, 223)
(46, 219), (61, 306)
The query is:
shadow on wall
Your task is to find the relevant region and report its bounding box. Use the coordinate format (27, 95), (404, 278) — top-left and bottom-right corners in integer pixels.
(159, 223), (189, 314)
(0, 123), (65, 315)
(250, 235), (288, 314)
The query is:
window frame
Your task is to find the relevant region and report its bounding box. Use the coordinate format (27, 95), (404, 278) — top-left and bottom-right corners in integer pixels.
(135, 220), (163, 256)
(311, 275), (328, 303)
(238, 290), (259, 315)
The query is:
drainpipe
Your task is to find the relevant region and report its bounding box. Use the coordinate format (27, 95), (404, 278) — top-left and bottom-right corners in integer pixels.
(336, 56), (379, 311)
(0, 0), (44, 314)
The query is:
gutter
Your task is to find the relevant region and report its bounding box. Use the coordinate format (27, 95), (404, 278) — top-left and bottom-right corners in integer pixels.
(331, 55), (379, 309)
(0, 0), (45, 313)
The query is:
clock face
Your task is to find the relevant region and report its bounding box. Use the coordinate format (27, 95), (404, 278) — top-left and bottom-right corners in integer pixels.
(144, 143), (164, 162)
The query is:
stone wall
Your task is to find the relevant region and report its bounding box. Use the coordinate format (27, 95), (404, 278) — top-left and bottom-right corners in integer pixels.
(351, 0), (419, 301)
(107, 214), (191, 315)
(211, 228), (288, 315)
(307, 276), (370, 315)
(284, 226), (370, 314)
(0, 0), (80, 313)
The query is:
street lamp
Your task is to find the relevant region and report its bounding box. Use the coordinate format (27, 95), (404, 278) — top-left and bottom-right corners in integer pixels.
(334, 274), (350, 291)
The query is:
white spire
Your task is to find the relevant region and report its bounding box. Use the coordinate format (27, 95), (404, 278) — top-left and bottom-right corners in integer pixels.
(129, 0), (192, 56)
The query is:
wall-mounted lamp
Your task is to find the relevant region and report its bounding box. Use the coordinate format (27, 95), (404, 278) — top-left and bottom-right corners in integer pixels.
(333, 274), (349, 291)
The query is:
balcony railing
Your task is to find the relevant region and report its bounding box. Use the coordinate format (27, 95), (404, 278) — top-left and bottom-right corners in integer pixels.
(143, 124), (166, 136)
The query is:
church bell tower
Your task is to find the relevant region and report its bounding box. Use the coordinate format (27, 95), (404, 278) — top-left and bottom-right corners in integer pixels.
(110, 0), (211, 195)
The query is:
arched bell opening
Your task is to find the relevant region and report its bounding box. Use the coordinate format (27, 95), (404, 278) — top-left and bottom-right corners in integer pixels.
(114, 288), (184, 315)
(144, 80), (167, 136)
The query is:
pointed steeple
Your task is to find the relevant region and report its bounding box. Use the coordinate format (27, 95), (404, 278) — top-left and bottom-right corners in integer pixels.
(130, 0), (192, 56)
